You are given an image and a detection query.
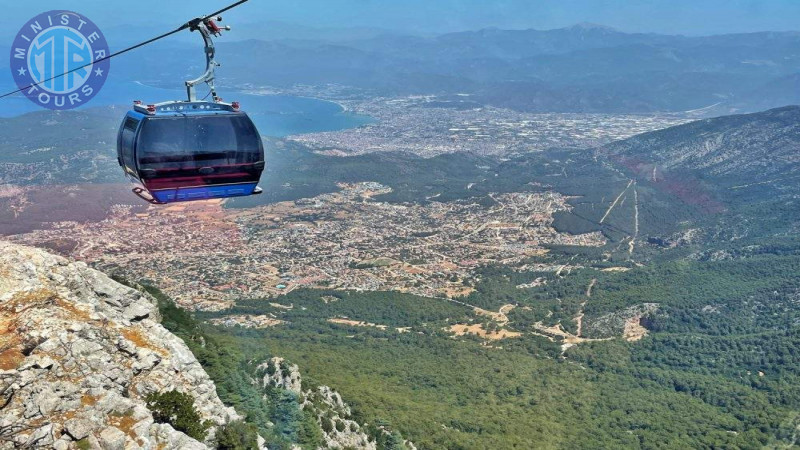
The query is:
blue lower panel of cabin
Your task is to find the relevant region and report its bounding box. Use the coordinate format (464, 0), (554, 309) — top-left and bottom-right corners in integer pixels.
(151, 183), (259, 203)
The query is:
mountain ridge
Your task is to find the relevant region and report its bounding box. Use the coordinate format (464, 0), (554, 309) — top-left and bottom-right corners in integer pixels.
(601, 105), (800, 181)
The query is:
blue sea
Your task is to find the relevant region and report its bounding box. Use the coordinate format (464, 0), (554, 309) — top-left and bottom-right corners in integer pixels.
(0, 79), (373, 137)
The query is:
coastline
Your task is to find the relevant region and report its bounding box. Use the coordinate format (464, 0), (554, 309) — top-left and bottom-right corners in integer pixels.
(238, 87), (353, 113)
(0, 80), (374, 136)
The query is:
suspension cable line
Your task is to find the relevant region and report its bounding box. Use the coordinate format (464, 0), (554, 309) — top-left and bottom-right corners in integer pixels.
(0, 0), (249, 100)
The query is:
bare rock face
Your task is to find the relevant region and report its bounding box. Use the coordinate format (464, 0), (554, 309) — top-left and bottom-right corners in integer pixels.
(0, 242), (239, 449)
(258, 357), (303, 395)
(582, 303), (659, 340)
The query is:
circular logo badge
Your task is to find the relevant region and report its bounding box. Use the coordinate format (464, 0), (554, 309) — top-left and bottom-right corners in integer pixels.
(9, 11), (110, 110)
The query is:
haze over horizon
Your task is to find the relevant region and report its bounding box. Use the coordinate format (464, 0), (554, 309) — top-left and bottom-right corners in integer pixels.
(2, 0), (800, 41)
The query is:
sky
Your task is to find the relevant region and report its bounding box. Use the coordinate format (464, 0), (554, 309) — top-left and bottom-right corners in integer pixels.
(3, 0), (800, 40)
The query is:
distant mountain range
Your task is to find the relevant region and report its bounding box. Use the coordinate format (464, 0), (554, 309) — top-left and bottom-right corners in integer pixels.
(102, 23), (800, 114)
(1, 22), (798, 114)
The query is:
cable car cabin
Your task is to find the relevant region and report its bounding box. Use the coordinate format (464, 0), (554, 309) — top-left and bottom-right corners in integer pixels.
(117, 101), (264, 204)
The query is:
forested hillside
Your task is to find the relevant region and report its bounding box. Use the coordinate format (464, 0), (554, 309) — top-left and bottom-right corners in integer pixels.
(185, 242), (800, 449)
(177, 104), (800, 449)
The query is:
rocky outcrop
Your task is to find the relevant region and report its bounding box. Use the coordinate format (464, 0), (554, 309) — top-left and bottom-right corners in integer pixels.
(258, 357), (303, 395)
(257, 357), (417, 450)
(582, 303), (659, 339)
(0, 242), (240, 449)
(259, 357), (377, 450)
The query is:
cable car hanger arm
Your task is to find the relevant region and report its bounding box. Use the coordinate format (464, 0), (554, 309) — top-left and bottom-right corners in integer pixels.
(182, 0), (250, 103)
(184, 17), (229, 102)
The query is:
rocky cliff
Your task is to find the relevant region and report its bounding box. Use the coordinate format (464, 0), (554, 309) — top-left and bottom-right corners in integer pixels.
(259, 358), (416, 450)
(0, 242), (240, 449)
(259, 357), (376, 450)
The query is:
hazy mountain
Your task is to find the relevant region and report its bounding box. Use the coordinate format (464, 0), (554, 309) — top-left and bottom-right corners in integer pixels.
(348, 23), (677, 60)
(4, 22), (800, 113)
(110, 24), (800, 114)
(735, 73), (800, 112)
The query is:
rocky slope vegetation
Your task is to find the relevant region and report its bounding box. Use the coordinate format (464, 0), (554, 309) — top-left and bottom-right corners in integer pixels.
(0, 242), (241, 449)
(601, 105), (800, 181)
(598, 105), (800, 242)
(259, 358), (415, 450)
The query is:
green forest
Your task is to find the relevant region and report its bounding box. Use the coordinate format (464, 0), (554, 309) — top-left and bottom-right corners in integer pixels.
(138, 119), (800, 449)
(131, 234), (800, 449)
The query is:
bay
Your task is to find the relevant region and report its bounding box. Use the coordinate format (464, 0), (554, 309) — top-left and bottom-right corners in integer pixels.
(0, 79), (373, 137)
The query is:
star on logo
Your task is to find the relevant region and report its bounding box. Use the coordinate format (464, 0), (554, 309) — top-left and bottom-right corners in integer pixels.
(94, 68), (104, 77)
(17, 67), (26, 76)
